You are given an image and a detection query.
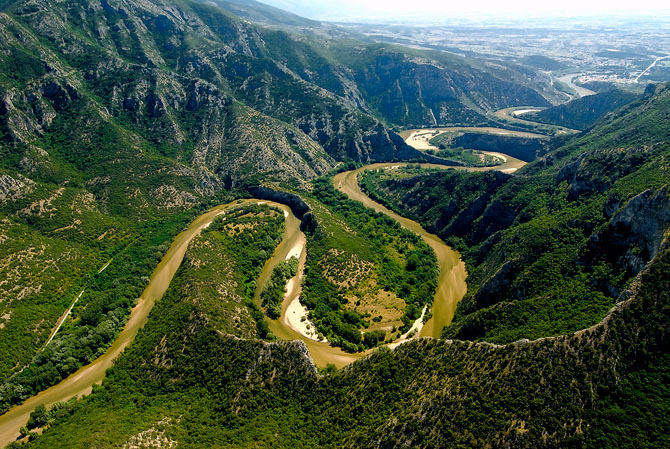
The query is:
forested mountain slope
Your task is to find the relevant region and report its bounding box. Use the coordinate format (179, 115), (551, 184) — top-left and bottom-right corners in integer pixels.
(17, 191), (670, 449)
(3, 1), (668, 447)
(0, 0), (554, 389)
(9, 81), (670, 449)
(361, 82), (670, 345)
(525, 89), (639, 131)
(206, 0), (322, 28)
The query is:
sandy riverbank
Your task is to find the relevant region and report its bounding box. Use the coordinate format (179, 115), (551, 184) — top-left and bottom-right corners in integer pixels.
(387, 305), (428, 349)
(280, 238), (325, 342)
(512, 108), (542, 116)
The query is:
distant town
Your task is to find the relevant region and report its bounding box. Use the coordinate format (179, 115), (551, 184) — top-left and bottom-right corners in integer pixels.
(341, 15), (670, 91)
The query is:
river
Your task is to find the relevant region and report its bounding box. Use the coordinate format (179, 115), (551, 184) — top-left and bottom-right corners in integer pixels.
(556, 73), (596, 98)
(252, 203), (365, 369)
(0, 200), (299, 446)
(334, 166), (467, 337)
(0, 155), (527, 446)
(331, 157), (523, 336)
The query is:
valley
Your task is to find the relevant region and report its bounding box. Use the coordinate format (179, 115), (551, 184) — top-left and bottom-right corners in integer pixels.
(492, 107), (580, 135)
(0, 145), (526, 442)
(0, 0), (668, 447)
(0, 199), (284, 445)
(557, 73), (597, 98)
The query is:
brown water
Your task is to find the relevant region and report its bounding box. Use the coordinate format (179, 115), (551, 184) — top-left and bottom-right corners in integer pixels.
(333, 164), (469, 337)
(0, 158), (527, 445)
(332, 157), (529, 335)
(252, 203), (365, 369)
(0, 200), (279, 446)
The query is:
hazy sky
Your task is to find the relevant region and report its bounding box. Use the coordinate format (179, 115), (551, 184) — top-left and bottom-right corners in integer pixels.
(261, 0), (670, 20)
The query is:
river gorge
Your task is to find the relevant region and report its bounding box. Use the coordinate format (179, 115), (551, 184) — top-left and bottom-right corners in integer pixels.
(0, 152), (526, 446)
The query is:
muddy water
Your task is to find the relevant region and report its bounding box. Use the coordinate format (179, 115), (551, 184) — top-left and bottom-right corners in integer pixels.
(1, 158), (527, 445)
(0, 199), (284, 446)
(334, 165), (469, 338)
(557, 73), (596, 98)
(333, 157), (528, 336)
(252, 204), (364, 369)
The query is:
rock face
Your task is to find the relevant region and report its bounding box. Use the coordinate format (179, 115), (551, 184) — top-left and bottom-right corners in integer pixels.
(0, 174), (34, 205)
(0, 0), (554, 394)
(471, 259), (519, 311)
(360, 82), (670, 347)
(589, 186), (670, 275)
(246, 186), (311, 219)
(525, 89), (638, 131)
(0, 0), (553, 197)
(447, 133), (547, 162)
(350, 52), (550, 127)
(556, 145), (654, 200)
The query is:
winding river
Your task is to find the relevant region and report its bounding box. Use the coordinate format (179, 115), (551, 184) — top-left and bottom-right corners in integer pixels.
(0, 199), (292, 446)
(0, 153), (526, 445)
(334, 165), (466, 338)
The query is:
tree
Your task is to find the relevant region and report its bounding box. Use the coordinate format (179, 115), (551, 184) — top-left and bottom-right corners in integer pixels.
(27, 404), (50, 429)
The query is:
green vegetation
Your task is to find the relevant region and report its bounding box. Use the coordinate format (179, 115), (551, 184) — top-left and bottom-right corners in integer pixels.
(0, 202), (285, 414)
(1, 0), (669, 446)
(587, 352), (670, 449)
(360, 166), (509, 242)
(524, 89), (639, 130)
(261, 257), (299, 319)
(18, 246), (670, 448)
(300, 177), (437, 352)
(359, 85), (670, 345)
(521, 55), (563, 71)
(178, 204), (286, 337)
(0, 0), (556, 391)
(429, 130), (546, 162)
(0, 205), (211, 413)
(423, 146), (503, 166)
(489, 107), (577, 136)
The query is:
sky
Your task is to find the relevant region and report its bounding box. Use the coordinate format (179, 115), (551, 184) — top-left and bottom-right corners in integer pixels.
(260, 0), (670, 21)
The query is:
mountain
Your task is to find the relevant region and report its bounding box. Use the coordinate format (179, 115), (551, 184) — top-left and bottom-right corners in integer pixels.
(0, 0), (558, 385)
(525, 89), (639, 131)
(13, 89), (670, 445)
(236, 0), (341, 20)
(360, 82), (670, 346)
(205, 0), (322, 27)
(3, 0), (667, 447)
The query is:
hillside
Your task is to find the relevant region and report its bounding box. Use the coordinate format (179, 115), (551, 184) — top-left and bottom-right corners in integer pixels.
(0, 0), (558, 390)
(360, 82), (670, 345)
(5, 83), (669, 449)
(13, 207), (670, 449)
(1, 1), (668, 447)
(207, 0), (322, 28)
(525, 89), (639, 131)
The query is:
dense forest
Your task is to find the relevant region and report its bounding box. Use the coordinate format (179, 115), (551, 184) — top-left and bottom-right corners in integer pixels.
(14, 238), (670, 449)
(359, 84), (670, 346)
(0, 0), (668, 447)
